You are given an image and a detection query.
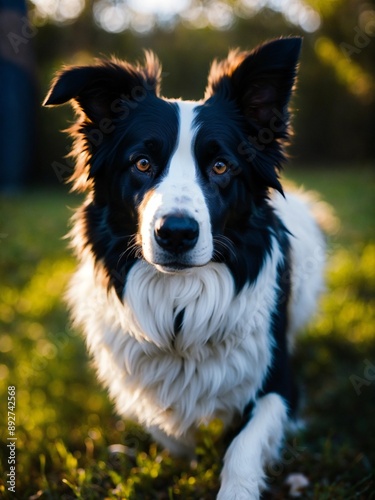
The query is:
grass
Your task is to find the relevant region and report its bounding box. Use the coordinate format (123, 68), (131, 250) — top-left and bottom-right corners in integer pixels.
(0, 165), (374, 499)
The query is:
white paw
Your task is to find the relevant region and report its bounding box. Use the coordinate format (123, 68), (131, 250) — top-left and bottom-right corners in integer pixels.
(217, 480), (260, 500)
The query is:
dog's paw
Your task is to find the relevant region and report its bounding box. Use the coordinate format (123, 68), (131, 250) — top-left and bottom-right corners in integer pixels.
(216, 479), (260, 500)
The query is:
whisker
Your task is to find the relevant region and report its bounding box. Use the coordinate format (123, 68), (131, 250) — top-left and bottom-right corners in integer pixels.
(116, 234), (141, 267)
(213, 235), (238, 262)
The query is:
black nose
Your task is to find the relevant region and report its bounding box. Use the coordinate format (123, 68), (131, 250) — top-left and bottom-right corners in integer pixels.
(154, 215), (199, 254)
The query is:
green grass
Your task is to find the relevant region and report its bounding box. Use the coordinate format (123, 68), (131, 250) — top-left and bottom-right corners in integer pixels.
(0, 165), (374, 499)
(286, 164), (374, 246)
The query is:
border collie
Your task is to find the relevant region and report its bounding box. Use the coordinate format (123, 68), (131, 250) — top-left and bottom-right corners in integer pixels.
(45, 37), (325, 498)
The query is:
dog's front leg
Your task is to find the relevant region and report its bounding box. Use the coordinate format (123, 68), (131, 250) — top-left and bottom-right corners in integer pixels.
(217, 393), (288, 500)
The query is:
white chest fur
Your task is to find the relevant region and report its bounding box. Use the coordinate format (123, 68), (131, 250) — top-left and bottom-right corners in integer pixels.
(68, 249), (281, 438)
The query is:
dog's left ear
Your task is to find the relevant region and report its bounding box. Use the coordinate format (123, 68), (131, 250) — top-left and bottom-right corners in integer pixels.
(205, 37), (302, 129)
(43, 52), (161, 124)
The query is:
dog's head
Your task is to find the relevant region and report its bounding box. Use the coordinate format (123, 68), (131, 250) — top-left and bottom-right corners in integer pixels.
(45, 38), (301, 293)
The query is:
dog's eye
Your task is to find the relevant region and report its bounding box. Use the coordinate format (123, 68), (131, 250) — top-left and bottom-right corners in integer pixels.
(212, 161), (228, 175)
(135, 158), (151, 173)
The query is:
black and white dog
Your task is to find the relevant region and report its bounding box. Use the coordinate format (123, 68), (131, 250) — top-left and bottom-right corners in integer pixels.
(45, 38), (325, 498)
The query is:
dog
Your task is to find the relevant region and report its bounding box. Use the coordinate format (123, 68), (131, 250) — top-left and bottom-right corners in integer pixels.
(44, 37), (325, 498)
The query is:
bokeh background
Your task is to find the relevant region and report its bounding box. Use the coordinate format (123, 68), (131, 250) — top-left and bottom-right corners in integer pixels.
(0, 0), (374, 498)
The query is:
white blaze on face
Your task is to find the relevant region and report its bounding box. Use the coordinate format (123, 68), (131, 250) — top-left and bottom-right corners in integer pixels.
(140, 100), (213, 271)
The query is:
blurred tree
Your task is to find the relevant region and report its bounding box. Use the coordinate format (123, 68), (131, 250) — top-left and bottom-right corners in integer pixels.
(27, 0), (375, 184)
(300, 0), (375, 162)
(0, 0), (37, 192)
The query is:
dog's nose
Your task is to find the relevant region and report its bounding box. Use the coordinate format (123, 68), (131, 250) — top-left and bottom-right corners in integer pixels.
(154, 215), (199, 254)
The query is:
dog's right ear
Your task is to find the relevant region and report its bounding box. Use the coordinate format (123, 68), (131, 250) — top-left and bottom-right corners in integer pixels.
(43, 52), (161, 124)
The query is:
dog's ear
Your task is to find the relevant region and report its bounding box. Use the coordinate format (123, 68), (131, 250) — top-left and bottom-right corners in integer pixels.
(43, 52), (161, 123)
(205, 37), (302, 129)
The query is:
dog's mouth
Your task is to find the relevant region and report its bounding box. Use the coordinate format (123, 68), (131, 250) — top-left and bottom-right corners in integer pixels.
(152, 260), (208, 274)
(155, 262), (192, 273)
